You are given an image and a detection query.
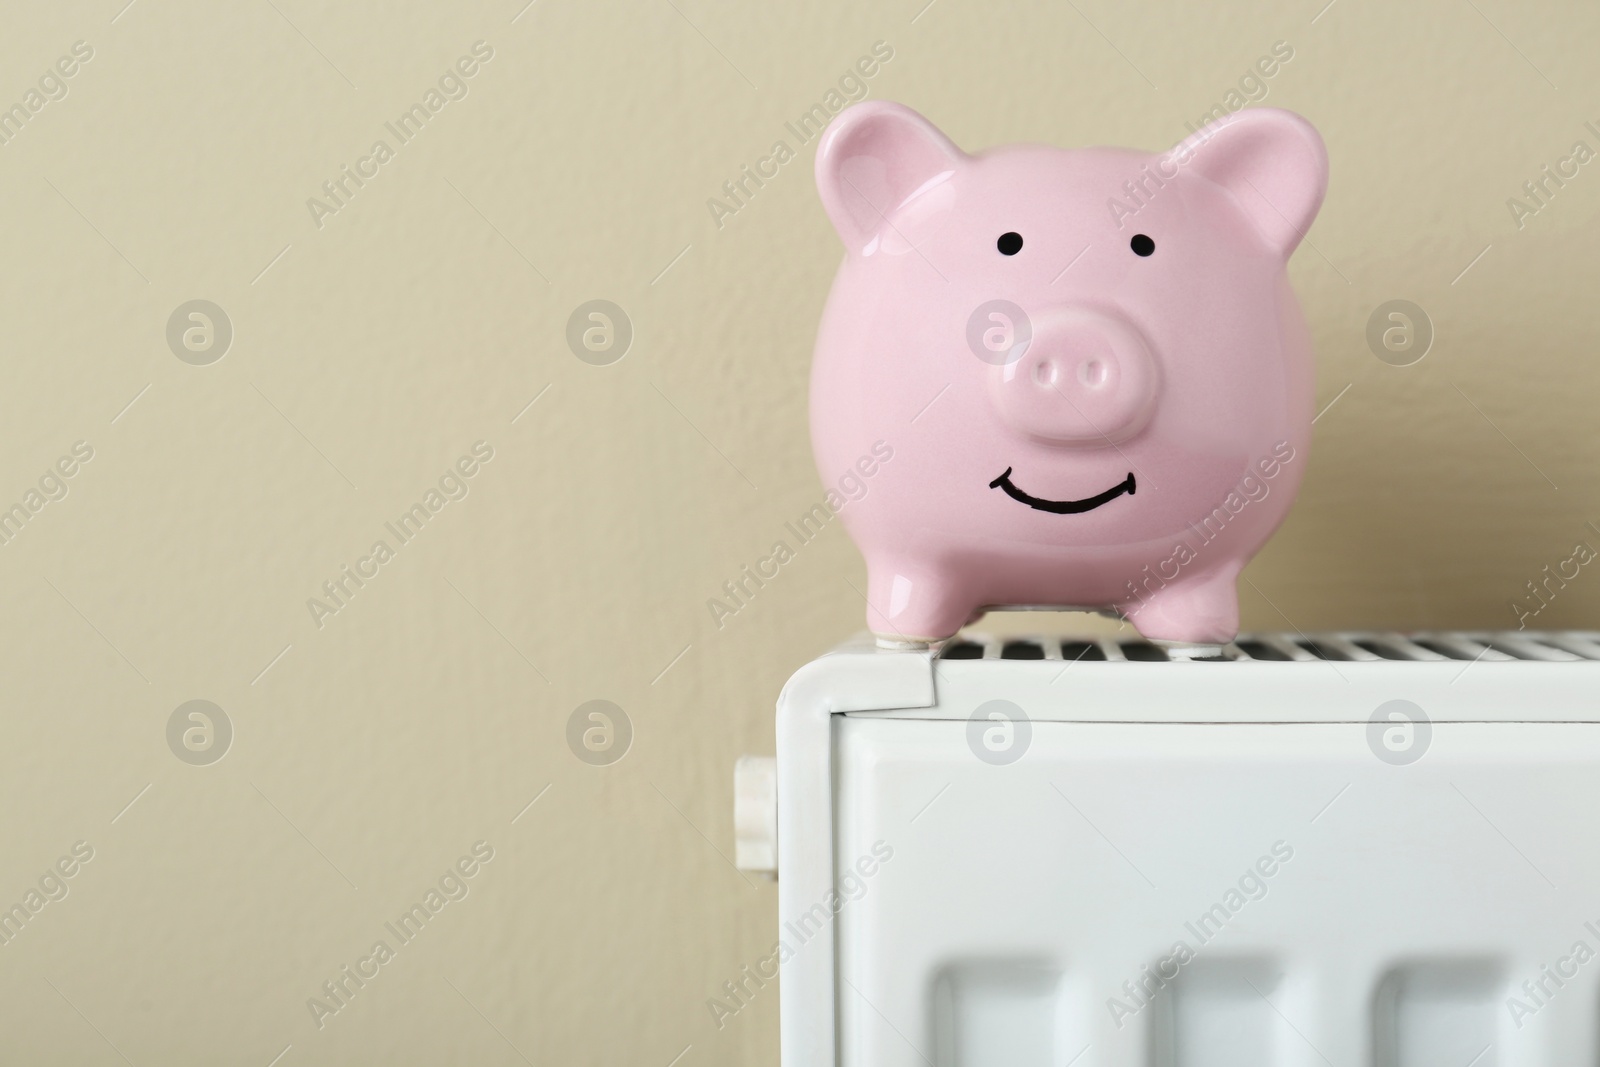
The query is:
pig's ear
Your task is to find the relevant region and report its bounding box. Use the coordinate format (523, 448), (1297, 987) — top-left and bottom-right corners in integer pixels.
(816, 101), (965, 252)
(1167, 108), (1327, 257)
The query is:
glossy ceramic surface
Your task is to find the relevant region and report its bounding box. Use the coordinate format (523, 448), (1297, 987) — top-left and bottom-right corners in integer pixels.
(809, 101), (1329, 642)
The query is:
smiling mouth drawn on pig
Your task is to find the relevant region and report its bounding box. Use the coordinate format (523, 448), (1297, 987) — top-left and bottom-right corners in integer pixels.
(987, 469), (1136, 515)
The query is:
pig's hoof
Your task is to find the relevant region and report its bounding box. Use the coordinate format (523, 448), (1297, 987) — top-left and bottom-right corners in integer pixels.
(1152, 640), (1237, 661)
(873, 633), (933, 651)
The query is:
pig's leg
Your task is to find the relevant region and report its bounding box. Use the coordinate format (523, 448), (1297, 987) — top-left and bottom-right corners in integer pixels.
(864, 556), (972, 643)
(1121, 567), (1241, 645)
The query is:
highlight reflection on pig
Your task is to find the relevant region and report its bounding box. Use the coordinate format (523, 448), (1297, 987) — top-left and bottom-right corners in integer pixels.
(809, 102), (1328, 645)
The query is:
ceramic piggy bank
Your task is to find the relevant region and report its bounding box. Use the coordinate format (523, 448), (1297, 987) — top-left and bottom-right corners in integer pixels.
(809, 102), (1328, 645)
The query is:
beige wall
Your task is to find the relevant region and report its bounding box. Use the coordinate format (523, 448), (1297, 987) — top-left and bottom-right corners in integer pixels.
(0, 0), (1596, 1062)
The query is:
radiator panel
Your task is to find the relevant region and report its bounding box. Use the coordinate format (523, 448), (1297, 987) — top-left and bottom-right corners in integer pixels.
(774, 632), (1600, 1067)
(834, 719), (1599, 1067)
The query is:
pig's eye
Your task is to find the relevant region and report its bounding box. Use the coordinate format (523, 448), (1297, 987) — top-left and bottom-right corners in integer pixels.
(996, 232), (1023, 256)
(1130, 234), (1155, 257)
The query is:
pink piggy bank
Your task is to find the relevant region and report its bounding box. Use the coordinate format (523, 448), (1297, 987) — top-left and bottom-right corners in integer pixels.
(809, 102), (1328, 645)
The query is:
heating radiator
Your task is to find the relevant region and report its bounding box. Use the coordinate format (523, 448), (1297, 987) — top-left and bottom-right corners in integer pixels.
(738, 631), (1600, 1067)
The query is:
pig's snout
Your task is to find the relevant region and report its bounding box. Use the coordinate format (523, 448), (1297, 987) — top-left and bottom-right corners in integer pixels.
(988, 308), (1158, 445)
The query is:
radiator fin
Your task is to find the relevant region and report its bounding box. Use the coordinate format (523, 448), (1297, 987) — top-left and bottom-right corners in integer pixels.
(935, 632), (1600, 664)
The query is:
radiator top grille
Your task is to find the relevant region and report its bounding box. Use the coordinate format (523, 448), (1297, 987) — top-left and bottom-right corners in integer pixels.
(939, 632), (1600, 663)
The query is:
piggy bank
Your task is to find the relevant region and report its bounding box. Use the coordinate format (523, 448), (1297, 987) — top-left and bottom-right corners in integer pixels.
(809, 102), (1328, 645)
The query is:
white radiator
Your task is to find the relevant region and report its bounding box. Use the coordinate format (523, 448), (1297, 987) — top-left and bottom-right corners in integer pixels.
(745, 630), (1600, 1067)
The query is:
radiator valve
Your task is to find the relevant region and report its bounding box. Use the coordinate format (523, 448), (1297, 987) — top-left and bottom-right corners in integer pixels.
(734, 755), (777, 878)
